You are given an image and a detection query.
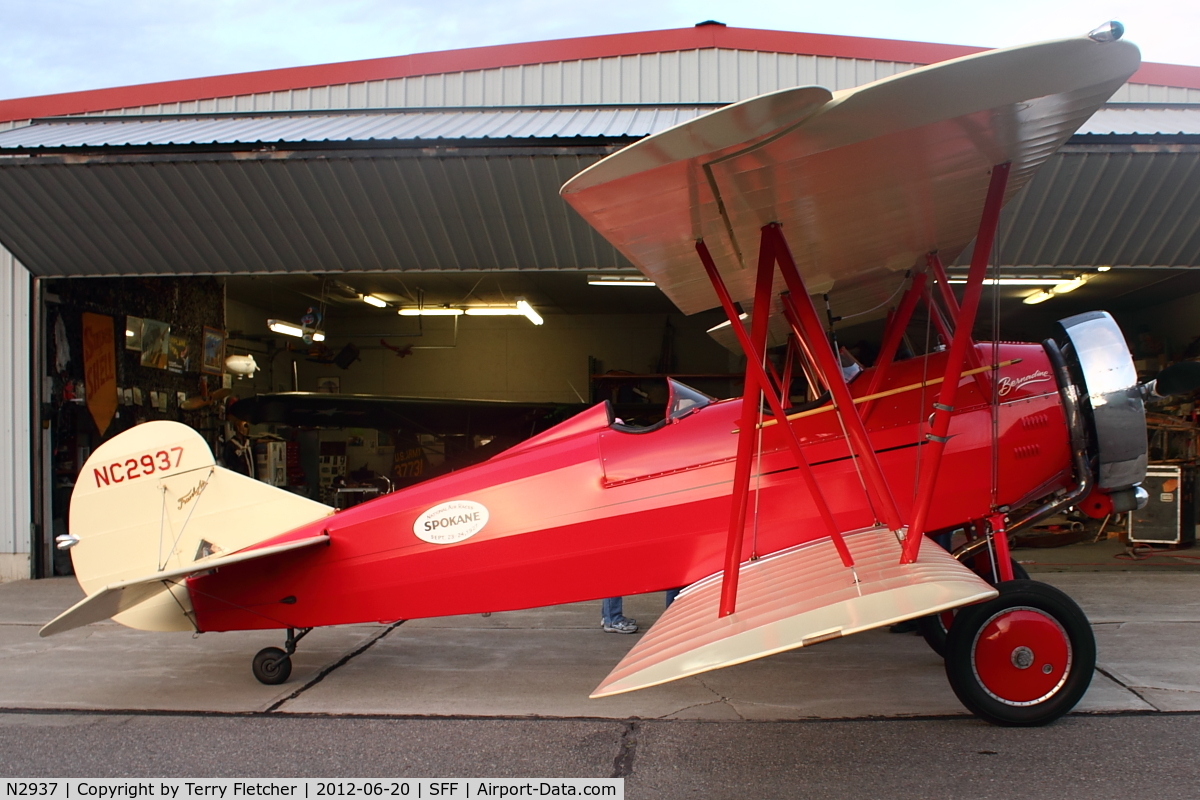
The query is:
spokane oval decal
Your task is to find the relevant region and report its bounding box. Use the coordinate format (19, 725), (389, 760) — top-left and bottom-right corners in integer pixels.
(414, 500), (490, 544)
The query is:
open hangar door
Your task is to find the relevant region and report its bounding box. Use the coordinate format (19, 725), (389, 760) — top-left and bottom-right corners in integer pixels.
(0, 105), (1197, 575)
(0, 109), (741, 576)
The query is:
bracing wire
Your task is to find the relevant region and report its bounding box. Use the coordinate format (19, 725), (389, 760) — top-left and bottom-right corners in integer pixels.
(986, 231), (1004, 578)
(833, 273), (911, 324)
(160, 467), (216, 571)
(750, 383), (766, 560)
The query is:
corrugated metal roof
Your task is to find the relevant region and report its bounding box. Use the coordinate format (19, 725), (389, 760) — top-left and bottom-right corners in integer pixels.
(0, 107), (718, 151)
(1, 144), (1196, 281)
(1, 103), (1196, 154)
(0, 151), (631, 277)
(955, 147), (1200, 269)
(1078, 104), (1200, 135)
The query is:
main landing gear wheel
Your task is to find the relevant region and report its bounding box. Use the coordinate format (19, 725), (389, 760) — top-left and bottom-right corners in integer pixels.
(252, 646), (292, 685)
(944, 579), (1095, 727)
(918, 558), (1029, 657)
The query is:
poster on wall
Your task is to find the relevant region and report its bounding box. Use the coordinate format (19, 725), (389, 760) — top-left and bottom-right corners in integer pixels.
(140, 319), (170, 369)
(168, 334), (190, 374)
(201, 327), (225, 375)
(82, 312), (118, 436)
(124, 316), (143, 351)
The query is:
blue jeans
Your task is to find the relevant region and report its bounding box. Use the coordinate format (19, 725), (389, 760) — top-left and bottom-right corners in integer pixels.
(602, 597), (624, 624)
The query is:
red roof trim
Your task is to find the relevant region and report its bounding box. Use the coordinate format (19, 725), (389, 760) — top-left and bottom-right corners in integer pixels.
(1, 26), (1197, 123)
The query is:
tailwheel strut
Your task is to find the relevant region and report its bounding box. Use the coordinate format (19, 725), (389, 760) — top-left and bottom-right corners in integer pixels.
(251, 627), (312, 685)
(944, 580), (1095, 726)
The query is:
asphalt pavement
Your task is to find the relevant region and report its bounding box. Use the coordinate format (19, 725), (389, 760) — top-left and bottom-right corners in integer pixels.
(1, 537), (1198, 798)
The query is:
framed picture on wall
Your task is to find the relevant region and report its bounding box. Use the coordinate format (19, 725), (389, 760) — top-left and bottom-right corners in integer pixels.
(167, 334), (189, 374)
(201, 327), (225, 375)
(139, 319), (170, 369)
(125, 316), (144, 351)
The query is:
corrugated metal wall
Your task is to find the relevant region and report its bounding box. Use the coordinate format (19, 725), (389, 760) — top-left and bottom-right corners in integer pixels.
(0, 243), (30, 578)
(89, 50), (920, 114)
(70, 50), (1198, 117)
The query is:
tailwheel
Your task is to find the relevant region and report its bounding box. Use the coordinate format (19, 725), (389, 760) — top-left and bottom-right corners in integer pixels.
(251, 626), (311, 685)
(252, 646), (292, 685)
(944, 580), (1094, 726)
(918, 558), (1029, 657)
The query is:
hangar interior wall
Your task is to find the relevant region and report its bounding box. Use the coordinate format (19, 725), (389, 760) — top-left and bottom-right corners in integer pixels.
(225, 298), (736, 403)
(0, 243), (30, 579)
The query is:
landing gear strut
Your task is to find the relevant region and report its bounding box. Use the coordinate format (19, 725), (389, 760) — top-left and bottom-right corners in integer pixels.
(252, 627), (312, 685)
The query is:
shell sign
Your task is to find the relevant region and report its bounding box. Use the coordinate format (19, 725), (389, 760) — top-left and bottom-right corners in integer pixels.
(82, 312), (118, 436)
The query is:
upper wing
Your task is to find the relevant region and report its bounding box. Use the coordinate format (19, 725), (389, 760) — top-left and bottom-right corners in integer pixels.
(561, 35), (1141, 319)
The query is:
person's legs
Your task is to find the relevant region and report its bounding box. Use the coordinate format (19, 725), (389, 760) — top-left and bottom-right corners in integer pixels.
(601, 596), (623, 626)
(601, 597), (637, 633)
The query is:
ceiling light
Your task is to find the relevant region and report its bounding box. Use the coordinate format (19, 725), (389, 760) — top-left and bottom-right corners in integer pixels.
(516, 298), (544, 326)
(267, 319), (325, 341)
(361, 294), (388, 308)
(588, 274), (656, 287)
(398, 307), (464, 316)
(463, 307), (520, 316)
(947, 278), (1063, 285)
(1097, 265), (1112, 272)
(706, 313), (748, 333)
(1052, 276), (1088, 294)
(462, 303), (544, 325)
(1022, 290), (1054, 305)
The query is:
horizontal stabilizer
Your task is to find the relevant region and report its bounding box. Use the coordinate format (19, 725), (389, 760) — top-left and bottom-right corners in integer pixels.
(592, 528), (997, 697)
(40, 533), (329, 637)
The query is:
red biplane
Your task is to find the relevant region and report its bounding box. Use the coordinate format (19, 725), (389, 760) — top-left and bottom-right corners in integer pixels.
(44, 25), (1187, 726)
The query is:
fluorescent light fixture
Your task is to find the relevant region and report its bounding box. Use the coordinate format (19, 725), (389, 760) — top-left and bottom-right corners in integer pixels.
(267, 320), (303, 336)
(1052, 276), (1088, 294)
(267, 319), (325, 341)
(516, 298), (544, 326)
(1022, 290), (1055, 305)
(463, 307), (520, 316)
(398, 302), (543, 324)
(947, 278), (1063, 285)
(706, 313), (749, 333)
(588, 274), (656, 287)
(361, 294), (388, 308)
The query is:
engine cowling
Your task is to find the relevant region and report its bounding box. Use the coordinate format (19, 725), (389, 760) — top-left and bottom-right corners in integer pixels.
(1057, 311), (1147, 492)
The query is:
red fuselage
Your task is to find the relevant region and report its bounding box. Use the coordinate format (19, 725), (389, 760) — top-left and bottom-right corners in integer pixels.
(189, 343), (1071, 632)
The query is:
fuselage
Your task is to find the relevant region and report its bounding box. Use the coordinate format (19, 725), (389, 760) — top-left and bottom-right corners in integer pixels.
(189, 342), (1071, 632)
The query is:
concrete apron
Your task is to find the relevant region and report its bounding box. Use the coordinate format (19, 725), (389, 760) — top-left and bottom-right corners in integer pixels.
(0, 571), (1197, 720)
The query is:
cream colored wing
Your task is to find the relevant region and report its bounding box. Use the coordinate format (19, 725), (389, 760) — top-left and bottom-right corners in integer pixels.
(593, 527), (996, 698)
(562, 35), (1140, 319)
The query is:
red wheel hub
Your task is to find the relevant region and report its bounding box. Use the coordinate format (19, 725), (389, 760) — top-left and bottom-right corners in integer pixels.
(972, 607), (1071, 705)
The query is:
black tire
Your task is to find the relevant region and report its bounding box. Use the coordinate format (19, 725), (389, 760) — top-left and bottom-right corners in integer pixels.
(944, 579), (1095, 727)
(917, 611), (956, 657)
(918, 558), (1030, 657)
(252, 646), (292, 685)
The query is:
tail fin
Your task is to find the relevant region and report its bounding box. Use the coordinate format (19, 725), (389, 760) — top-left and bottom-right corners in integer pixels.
(62, 421), (332, 633)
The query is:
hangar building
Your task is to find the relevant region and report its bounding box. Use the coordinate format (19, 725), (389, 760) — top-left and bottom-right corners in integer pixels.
(0, 23), (1197, 578)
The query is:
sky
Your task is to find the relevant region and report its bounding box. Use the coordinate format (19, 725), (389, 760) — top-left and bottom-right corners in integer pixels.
(1, 0), (1197, 101)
